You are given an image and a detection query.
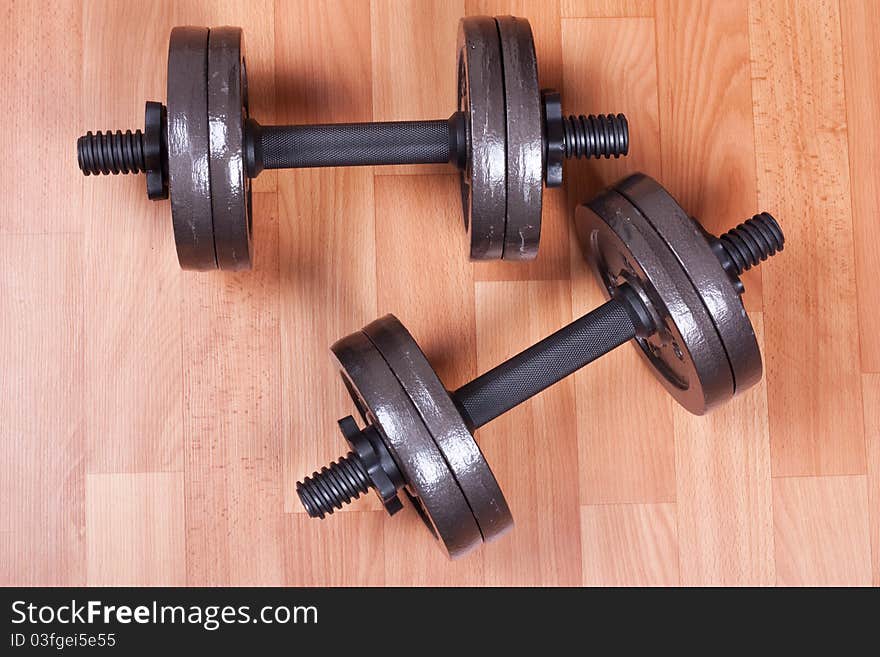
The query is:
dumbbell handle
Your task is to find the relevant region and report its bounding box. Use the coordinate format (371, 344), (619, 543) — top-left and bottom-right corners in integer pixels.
(452, 291), (642, 430)
(298, 215), (786, 520)
(246, 114), (467, 175)
(77, 97), (629, 189)
(297, 288), (644, 520)
(449, 209), (789, 430)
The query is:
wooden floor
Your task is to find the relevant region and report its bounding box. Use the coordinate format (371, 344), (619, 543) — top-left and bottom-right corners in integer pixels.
(1, 0), (877, 587)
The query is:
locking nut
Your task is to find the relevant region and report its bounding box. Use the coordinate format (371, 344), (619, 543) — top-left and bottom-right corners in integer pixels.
(296, 416), (404, 519)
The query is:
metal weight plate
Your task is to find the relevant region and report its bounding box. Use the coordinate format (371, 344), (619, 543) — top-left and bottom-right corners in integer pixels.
(362, 315), (513, 543)
(207, 27), (254, 271)
(167, 27), (217, 270)
(457, 16), (507, 260)
(331, 330), (483, 558)
(614, 174), (762, 394)
(495, 16), (543, 260)
(575, 189), (734, 414)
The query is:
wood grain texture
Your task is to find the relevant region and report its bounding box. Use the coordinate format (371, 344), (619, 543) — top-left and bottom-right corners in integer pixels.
(655, 0), (762, 310)
(0, 237), (85, 586)
(475, 281), (581, 586)
(280, 168), (379, 515)
(384, 511), (484, 586)
(1, 0), (876, 587)
(561, 0), (653, 18)
(86, 472), (186, 586)
(674, 315), (774, 586)
(182, 193), (285, 585)
(772, 475), (872, 586)
(749, 0), (865, 477)
(863, 375), (880, 586)
(81, 0), (276, 473)
(285, 512), (385, 586)
(840, 0), (880, 373)
(1, 0), (82, 235)
(81, 1), (184, 475)
(563, 17), (674, 506)
(561, 17), (662, 207)
(375, 175), (476, 390)
(581, 503), (679, 586)
(275, 0), (380, 513)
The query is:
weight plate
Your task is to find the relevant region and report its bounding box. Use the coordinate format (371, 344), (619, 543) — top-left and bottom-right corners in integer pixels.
(207, 27), (253, 271)
(457, 16), (507, 260)
(167, 27), (217, 270)
(614, 174), (762, 394)
(495, 16), (543, 261)
(575, 189), (734, 414)
(331, 330), (483, 558)
(362, 315), (513, 543)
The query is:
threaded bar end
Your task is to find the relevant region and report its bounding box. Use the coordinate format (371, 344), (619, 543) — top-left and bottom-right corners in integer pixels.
(296, 452), (372, 519)
(77, 129), (147, 176)
(717, 212), (785, 275)
(562, 113), (629, 159)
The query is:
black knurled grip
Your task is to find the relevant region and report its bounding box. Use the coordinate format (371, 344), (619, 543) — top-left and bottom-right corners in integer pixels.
(260, 119), (453, 169)
(452, 298), (637, 430)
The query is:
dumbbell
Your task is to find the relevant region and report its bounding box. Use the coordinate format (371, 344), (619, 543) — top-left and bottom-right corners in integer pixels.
(75, 16), (629, 271)
(295, 173), (785, 558)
